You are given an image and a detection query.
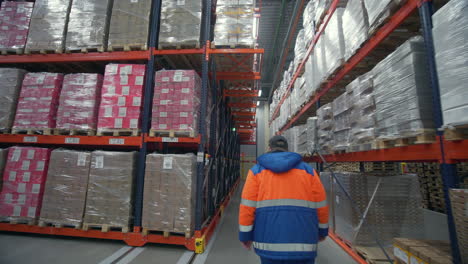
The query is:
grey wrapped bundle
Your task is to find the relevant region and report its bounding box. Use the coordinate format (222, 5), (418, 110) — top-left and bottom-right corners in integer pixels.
(159, 0), (202, 46)
(321, 8), (345, 80)
(332, 91), (353, 152)
(303, 1), (315, 47)
(363, 0), (403, 33)
(317, 103), (334, 154)
(0, 68), (27, 131)
(214, 0), (255, 47)
(306, 117), (318, 154)
(293, 29), (306, 72)
(342, 0), (369, 61)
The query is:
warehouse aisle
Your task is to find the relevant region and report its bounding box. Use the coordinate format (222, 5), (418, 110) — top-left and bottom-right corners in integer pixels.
(197, 183), (358, 264)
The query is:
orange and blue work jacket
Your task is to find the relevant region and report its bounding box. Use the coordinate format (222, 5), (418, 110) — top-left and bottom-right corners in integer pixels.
(239, 151), (329, 260)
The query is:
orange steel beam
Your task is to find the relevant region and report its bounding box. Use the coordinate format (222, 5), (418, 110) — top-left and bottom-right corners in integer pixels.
(236, 123), (257, 127)
(210, 48), (264, 54)
(153, 48), (204, 55)
(329, 232), (368, 264)
(224, 90), (258, 98)
(234, 117), (256, 122)
(217, 72), (261, 80)
(232, 111), (256, 116)
(0, 51), (151, 64)
(228, 103), (257, 108)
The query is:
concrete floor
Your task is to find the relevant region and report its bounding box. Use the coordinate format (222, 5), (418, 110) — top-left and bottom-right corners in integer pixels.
(0, 183), (356, 264)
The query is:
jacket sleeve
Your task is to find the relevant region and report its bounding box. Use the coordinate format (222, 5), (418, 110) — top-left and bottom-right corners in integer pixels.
(313, 169), (329, 238)
(238, 169), (259, 242)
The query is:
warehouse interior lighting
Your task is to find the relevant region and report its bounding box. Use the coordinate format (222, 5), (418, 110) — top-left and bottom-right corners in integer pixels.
(257, 101), (260, 106)
(258, 90), (262, 97)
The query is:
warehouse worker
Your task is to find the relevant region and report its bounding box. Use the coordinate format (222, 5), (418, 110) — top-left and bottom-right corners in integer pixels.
(239, 135), (329, 264)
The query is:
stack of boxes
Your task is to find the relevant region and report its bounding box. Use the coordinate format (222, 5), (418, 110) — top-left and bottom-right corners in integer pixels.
(65, 0), (113, 52)
(83, 151), (136, 230)
(108, 0), (152, 50)
(342, 0), (368, 61)
(152, 70), (201, 136)
(332, 91), (353, 152)
(214, 0), (256, 47)
(159, 0), (202, 47)
(143, 153), (197, 235)
(56, 74), (103, 131)
(39, 150), (91, 228)
(0, 147), (50, 222)
(25, 0), (73, 53)
(302, 1), (315, 48)
(0, 1), (34, 52)
(321, 8), (345, 79)
(364, 0), (402, 33)
(317, 103), (334, 154)
(0, 68), (27, 132)
(13, 73), (63, 132)
(98, 64), (145, 133)
(293, 29), (306, 72)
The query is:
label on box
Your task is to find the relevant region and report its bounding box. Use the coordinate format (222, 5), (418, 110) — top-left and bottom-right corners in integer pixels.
(36, 161), (45, 171)
(27, 150), (35, 159)
(36, 75), (45, 84)
(95, 156), (104, 168)
(161, 100), (170, 105)
(180, 112), (188, 117)
(180, 124), (188, 130)
(118, 107), (127, 117)
(38, 109), (49, 113)
(135, 76), (144, 85)
(182, 77), (190, 82)
(181, 100), (188, 105)
(12, 149), (21, 161)
(16, 35), (24, 40)
(122, 86), (130, 95)
(182, 88), (190, 93)
(32, 184), (40, 194)
(109, 138), (125, 145)
(18, 195), (26, 205)
(133, 97), (141, 107)
(160, 112), (167, 117)
(23, 97), (35, 101)
(120, 65), (133, 75)
(159, 124), (167, 129)
(5, 193), (12, 204)
(21, 160), (30, 170)
(162, 88), (169, 94)
(13, 206), (21, 216)
(114, 118), (123, 128)
(65, 137), (80, 144)
(39, 96), (52, 100)
(20, 17), (27, 21)
(107, 85), (116, 95)
(131, 0), (138, 2)
(130, 119), (138, 129)
(104, 107), (113, 117)
(5, 8), (12, 11)
(197, 152), (204, 162)
(394, 247), (408, 264)
(19, 109), (33, 113)
(77, 153), (87, 166)
(163, 157), (173, 169)
(17, 183), (26, 193)
(162, 137), (178, 143)
(9, 171), (16, 181)
(28, 207), (36, 218)
(64, 112), (71, 117)
(118, 97), (126, 106)
(177, 0), (185, 5)
(106, 65), (118, 75)
(174, 75), (183, 82)
(120, 75), (129, 85)
(1, 26), (8, 30)
(22, 172), (31, 182)
(162, 77), (170, 82)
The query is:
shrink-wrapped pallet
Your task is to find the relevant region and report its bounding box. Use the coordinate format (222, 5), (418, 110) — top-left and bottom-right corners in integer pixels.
(152, 70), (201, 136)
(0, 147), (51, 223)
(373, 36), (433, 140)
(214, 0), (256, 47)
(13, 73), (63, 132)
(317, 103), (334, 154)
(303, 1), (315, 47)
(314, 0), (332, 26)
(108, 0), (151, 51)
(321, 8), (345, 80)
(293, 29), (306, 72)
(142, 153), (197, 235)
(56, 74), (103, 132)
(433, 0), (468, 127)
(363, 0), (402, 33)
(306, 117), (318, 153)
(332, 91), (353, 152)
(0, 1), (34, 52)
(25, 0), (73, 53)
(83, 151), (136, 231)
(65, 0), (113, 52)
(39, 149), (91, 228)
(342, 0), (368, 61)
(0, 68), (27, 132)
(97, 64), (145, 133)
(159, 0), (202, 47)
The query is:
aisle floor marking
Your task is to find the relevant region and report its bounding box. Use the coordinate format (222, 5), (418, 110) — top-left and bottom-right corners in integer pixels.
(115, 247), (145, 264)
(97, 246), (133, 264)
(176, 251), (195, 264)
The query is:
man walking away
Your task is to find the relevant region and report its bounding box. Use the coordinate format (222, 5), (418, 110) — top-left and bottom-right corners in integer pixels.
(239, 136), (329, 264)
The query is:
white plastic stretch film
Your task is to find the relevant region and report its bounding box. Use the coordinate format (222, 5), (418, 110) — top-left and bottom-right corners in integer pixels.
(373, 36), (433, 140)
(321, 8), (345, 80)
(160, 0), (202, 46)
(314, 0), (332, 26)
(0, 2), (34, 51)
(303, 1), (315, 47)
(332, 91), (353, 152)
(306, 117), (318, 154)
(433, 0), (468, 127)
(0, 68), (27, 131)
(66, 0), (112, 51)
(143, 153), (197, 234)
(25, 0), (72, 52)
(363, 0), (402, 33)
(108, 0), (151, 50)
(317, 103), (334, 154)
(40, 149), (91, 227)
(214, 0), (255, 47)
(342, 0), (369, 61)
(293, 29), (306, 72)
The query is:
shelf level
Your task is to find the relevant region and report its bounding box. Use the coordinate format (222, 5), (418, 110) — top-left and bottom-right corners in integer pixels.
(0, 51), (150, 64)
(0, 134), (142, 147)
(444, 139), (468, 163)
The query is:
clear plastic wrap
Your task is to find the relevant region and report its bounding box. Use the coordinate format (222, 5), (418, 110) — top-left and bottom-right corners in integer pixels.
(306, 117), (318, 153)
(0, 148), (8, 191)
(97, 64), (145, 132)
(13, 73), (63, 131)
(108, 0), (151, 50)
(160, 0), (202, 46)
(373, 36), (434, 140)
(322, 172), (424, 248)
(433, 0), (468, 127)
(0, 147), (51, 222)
(0, 2), (33, 51)
(65, 0), (112, 52)
(317, 103), (334, 153)
(56, 74), (103, 131)
(363, 0), (402, 33)
(449, 189), (468, 263)
(322, 8), (345, 79)
(143, 153), (197, 234)
(39, 149), (91, 227)
(83, 151), (137, 229)
(152, 70), (201, 136)
(25, 0), (72, 53)
(332, 91), (353, 151)
(0, 68), (27, 131)
(302, 1), (316, 47)
(294, 124), (307, 154)
(314, 0), (332, 26)
(342, 0), (369, 61)
(214, 0), (256, 47)
(293, 29), (306, 72)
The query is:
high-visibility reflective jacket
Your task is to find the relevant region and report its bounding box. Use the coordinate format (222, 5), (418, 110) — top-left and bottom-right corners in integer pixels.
(239, 151), (329, 260)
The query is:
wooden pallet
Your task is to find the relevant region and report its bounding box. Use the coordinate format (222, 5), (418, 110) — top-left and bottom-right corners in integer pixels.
(24, 48), (63, 55)
(54, 128), (96, 136)
(82, 223), (129, 233)
(0, 217), (37, 225)
(376, 132), (436, 149)
(0, 129), (11, 134)
(66, 46), (105, 53)
(149, 129), (196, 138)
(0, 48), (23, 55)
(355, 246), (394, 264)
(210, 42), (256, 49)
(11, 128), (53, 135)
(142, 228), (191, 238)
(96, 129), (140, 137)
(444, 124), (468, 141)
(108, 44), (147, 52)
(38, 220), (81, 229)
(158, 42), (200, 50)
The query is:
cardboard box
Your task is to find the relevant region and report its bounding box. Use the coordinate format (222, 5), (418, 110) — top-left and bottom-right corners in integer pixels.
(0, 2), (33, 50)
(0, 68), (27, 131)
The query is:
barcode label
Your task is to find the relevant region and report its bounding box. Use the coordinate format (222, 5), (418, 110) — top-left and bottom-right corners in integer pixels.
(23, 136), (37, 143)
(197, 152), (204, 162)
(162, 137), (179, 143)
(109, 138), (125, 145)
(65, 137), (80, 144)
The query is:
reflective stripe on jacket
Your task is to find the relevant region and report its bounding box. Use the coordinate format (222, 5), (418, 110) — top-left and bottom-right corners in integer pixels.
(239, 151), (329, 260)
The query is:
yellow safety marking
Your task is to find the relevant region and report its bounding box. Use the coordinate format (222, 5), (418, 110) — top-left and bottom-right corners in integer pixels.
(195, 236), (206, 254)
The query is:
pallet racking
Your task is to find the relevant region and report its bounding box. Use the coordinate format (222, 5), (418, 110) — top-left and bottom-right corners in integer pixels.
(268, 0), (464, 262)
(0, 0), (263, 252)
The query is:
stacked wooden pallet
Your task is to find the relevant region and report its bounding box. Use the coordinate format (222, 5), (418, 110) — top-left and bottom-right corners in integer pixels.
(406, 163), (446, 213)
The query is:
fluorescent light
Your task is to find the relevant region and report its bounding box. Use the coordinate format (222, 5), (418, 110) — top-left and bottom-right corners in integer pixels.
(258, 90), (262, 97)
(257, 101), (260, 106)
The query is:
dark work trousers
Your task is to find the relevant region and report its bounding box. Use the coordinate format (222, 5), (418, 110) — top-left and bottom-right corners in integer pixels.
(260, 257), (315, 264)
